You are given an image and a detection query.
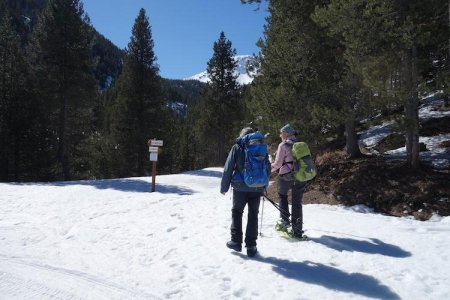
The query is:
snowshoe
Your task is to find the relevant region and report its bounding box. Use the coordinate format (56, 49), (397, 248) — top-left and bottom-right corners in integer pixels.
(275, 220), (290, 233)
(291, 232), (309, 241)
(278, 227), (309, 241)
(288, 231), (309, 241)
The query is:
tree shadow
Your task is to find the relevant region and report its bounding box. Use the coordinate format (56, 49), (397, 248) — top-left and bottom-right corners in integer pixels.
(181, 169), (223, 178)
(310, 236), (411, 258)
(243, 254), (400, 299)
(15, 179), (194, 195)
(153, 184), (194, 195)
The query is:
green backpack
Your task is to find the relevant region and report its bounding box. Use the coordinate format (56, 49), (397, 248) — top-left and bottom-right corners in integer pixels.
(291, 142), (317, 182)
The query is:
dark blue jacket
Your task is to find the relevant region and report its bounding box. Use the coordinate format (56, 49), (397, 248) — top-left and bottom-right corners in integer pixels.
(220, 137), (270, 193)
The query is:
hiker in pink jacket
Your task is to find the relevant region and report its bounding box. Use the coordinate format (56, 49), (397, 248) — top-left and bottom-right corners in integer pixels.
(271, 134), (295, 175)
(271, 124), (307, 238)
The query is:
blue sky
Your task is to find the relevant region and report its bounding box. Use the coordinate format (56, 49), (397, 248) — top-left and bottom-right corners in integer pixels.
(83, 0), (269, 80)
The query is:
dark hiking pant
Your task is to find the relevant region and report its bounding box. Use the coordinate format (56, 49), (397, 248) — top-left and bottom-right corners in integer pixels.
(230, 190), (261, 247)
(278, 176), (307, 235)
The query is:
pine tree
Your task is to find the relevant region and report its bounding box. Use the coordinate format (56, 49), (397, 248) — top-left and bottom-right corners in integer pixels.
(444, 1), (450, 107)
(315, 0), (449, 168)
(110, 8), (165, 177)
(426, 1), (450, 108)
(246, 0), (358, 156)
(0, 11), (27, 180)
(29, 0), (96, 180)
(447, 1), (450, 107)
(196, 32), (242, 166)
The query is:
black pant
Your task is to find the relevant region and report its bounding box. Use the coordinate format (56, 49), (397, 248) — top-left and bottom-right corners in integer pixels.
(278, 177), (306, 234)
(230, 190), (261, 247)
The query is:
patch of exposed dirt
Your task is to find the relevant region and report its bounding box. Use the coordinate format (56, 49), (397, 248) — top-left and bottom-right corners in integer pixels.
(420, 116), (450, 136)
(374, 133), (404, 153)
(267, 151), (450, 221)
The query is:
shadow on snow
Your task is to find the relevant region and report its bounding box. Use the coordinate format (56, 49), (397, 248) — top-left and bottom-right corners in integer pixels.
(234, 252), (400, 299)
(310, 235), (411, 258)
(181, 169), (223, 178)
(261, 257), (400, 300)
(14, 179), (194, 195)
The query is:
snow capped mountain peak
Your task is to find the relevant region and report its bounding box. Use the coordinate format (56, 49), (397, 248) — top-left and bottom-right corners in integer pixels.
(184, 55), (257, 85)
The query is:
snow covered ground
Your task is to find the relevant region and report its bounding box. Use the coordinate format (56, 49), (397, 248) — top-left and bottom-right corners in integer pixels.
(1, 168), (450, 299)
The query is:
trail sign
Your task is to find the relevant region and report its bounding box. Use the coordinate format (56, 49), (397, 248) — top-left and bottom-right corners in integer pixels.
(147, 138), (163, 192)
(150, 139), (163, 147)
(149, 152), (158, 161)
(148, 146), (159, 153)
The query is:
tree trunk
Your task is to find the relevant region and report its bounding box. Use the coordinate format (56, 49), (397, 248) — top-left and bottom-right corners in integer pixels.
(0, 133), (8, 181)
(344, 117), (361, 158)
(58, 94), (71, 180)
(13, 132), (19, 181)
(217, 98), (226, 166)
(404, 47), (420, 169)
(0, 50), (8, 180)
(446, 1), (450, 107)
(217, 131), (225, 166)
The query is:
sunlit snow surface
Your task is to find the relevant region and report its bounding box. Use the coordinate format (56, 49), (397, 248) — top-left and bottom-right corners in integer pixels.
(1, 168), (450, 299)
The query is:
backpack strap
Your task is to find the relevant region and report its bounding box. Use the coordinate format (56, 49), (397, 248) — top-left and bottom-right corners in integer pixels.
(234, 138), (260, 177)
(279, 141), (294, 172)
(234, 142), (245, 177)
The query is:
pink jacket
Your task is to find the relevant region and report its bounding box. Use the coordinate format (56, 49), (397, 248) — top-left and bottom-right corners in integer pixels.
(271, 138), (295, 175)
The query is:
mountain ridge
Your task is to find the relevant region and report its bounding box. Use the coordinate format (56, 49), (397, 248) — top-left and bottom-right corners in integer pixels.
(183, 54), (257, 85)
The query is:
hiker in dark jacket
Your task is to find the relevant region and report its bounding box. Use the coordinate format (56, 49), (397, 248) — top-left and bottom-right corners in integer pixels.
(221, 127), (270, 257)
(271, 124), (307, 238)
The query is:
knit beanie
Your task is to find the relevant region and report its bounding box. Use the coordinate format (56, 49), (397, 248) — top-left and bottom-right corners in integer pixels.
(280, 124), (295, 136)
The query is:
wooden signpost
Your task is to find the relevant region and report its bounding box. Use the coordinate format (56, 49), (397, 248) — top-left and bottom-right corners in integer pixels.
(148, 139), (163, 192)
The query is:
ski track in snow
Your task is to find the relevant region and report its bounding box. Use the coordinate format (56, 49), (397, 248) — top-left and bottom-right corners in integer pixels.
(0, 256), (155, 300)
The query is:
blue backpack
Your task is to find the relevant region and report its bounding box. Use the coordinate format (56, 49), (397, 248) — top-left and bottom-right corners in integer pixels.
(240, 131), (269, 188)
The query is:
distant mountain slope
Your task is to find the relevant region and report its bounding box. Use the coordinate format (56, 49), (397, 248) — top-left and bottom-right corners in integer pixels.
(91, 32), (124, 90)
(184, 55), (257, 85)
(161, 79), (206, 117)
(2, 0), (124, 90)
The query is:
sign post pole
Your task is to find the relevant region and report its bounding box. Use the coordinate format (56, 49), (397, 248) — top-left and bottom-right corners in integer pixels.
(148, 139), (163, 193)
(151, 160), (156, 192)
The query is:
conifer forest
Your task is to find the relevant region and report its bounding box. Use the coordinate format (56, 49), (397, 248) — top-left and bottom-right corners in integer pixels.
(1, 0), (449, 183)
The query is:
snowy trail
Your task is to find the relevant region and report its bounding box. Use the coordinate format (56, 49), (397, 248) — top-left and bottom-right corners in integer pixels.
(1, 168), (450, 299)
(0, 256), (156, 299)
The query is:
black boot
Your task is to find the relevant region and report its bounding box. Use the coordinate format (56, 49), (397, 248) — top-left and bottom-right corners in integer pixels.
(292, 217), (303, 237)
(226, 240), (242, 252)
(246, 246), (257, 257)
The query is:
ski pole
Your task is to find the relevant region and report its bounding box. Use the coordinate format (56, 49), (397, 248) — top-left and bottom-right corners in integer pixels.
(262, 193), (303, 235)
(259, 195), (265, 236)
(262, 193), (283, 213)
